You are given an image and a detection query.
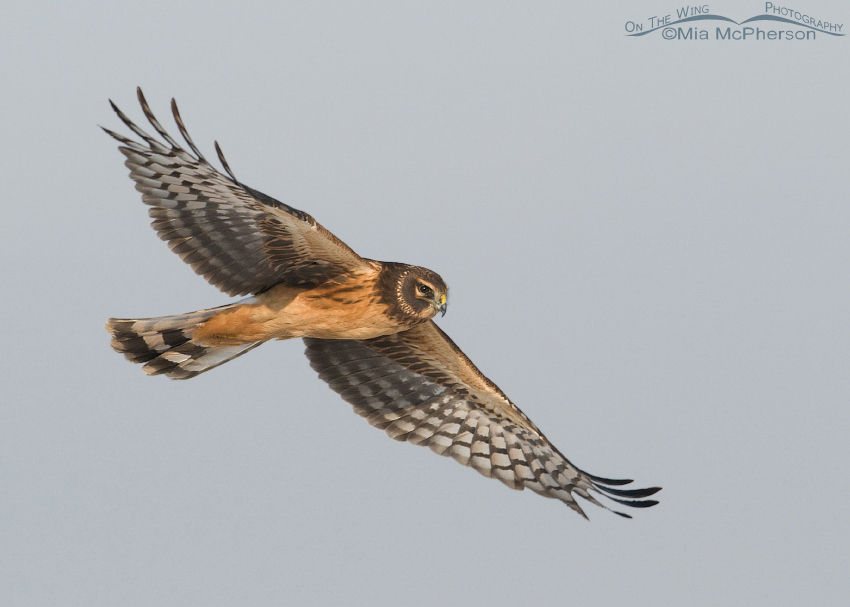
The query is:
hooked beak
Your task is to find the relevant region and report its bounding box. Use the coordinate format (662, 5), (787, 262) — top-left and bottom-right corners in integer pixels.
(438, 294), (447, 317)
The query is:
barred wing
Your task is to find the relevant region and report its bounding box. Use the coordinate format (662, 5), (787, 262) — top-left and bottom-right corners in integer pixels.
(304, 322), (660, 518)
(104, 88), (366, 296)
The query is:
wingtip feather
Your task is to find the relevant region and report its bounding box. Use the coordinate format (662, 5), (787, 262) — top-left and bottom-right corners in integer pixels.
(214, 140), (238, 183)
(170, 97), (208, 162)
(596, 485), (662, 499)
(606, 496), (660, 509)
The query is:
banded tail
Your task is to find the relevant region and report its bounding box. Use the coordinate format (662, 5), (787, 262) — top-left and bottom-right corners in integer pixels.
(106, 303), (263, 380)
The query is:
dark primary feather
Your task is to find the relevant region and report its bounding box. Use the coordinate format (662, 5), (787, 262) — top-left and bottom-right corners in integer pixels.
(104, 87), (366, 296)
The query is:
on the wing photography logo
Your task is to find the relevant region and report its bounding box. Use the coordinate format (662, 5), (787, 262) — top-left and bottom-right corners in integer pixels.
(625, 2), (844, 40)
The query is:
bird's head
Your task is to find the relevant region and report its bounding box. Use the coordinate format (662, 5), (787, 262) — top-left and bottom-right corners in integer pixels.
(400, 266), (448, 319)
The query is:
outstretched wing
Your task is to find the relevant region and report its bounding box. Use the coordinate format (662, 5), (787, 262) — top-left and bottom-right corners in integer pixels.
(304, 322), (661, 519)
(104, 88), (366, 297)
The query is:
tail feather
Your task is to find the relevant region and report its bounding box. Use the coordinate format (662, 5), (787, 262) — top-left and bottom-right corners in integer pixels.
(106, 304), (262, 379)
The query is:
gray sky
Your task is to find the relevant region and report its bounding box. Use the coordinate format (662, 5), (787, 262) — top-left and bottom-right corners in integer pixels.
(1, 1), (848, 605)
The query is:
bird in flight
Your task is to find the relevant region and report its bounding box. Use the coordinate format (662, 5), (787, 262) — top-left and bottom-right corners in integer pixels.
(104, 88), (660, 519)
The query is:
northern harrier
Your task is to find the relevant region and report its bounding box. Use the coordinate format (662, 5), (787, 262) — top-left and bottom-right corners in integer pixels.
(104, 89), (660, 519)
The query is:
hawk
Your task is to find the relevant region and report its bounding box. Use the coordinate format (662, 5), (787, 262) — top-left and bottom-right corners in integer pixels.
(105, 89), (660, 519)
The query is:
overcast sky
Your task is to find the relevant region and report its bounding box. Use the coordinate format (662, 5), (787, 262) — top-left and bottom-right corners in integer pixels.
(1, 1), (848, 605)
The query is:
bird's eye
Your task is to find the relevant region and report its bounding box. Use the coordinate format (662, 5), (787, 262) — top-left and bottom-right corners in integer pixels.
(418, 284), (432, 296)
